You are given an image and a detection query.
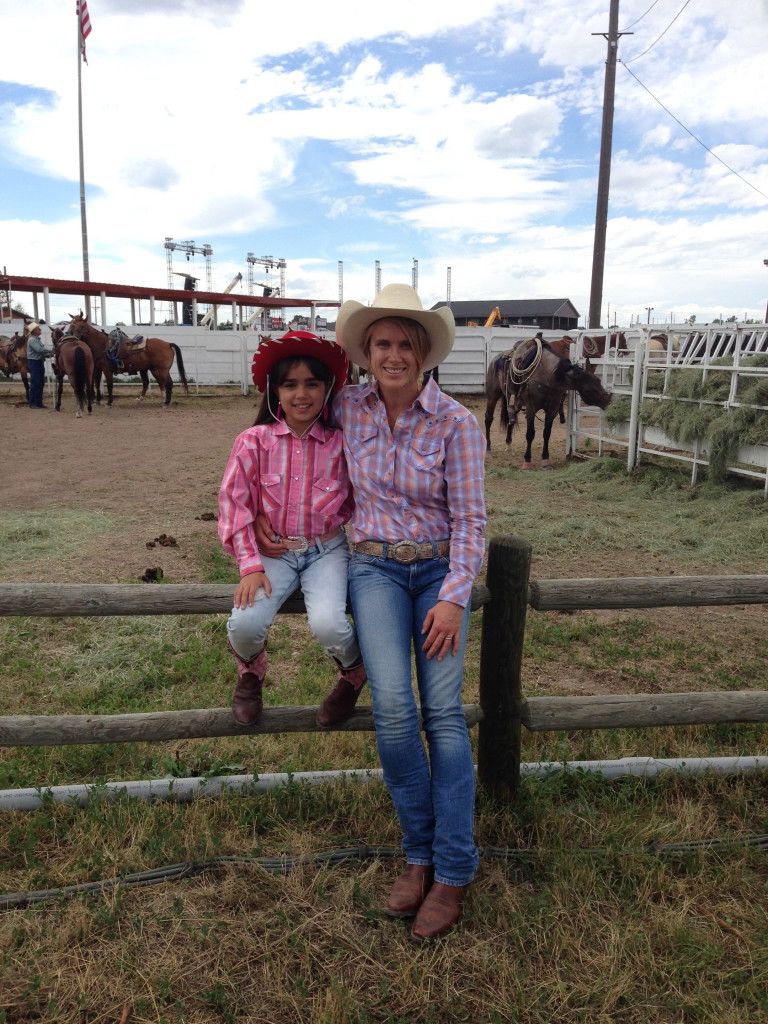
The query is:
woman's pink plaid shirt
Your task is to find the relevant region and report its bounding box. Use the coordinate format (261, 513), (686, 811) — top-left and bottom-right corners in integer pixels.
(336, 378), (486, 608)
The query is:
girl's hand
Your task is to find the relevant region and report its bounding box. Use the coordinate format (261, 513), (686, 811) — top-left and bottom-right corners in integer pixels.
(234, 571), (271, 609)
(421, 600), (463, 661)
(254, 513), (288, 557)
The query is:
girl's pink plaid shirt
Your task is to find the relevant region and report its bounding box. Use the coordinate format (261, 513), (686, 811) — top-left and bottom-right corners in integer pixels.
(218, 419), (353, 577)
(336, 378), (486, 608)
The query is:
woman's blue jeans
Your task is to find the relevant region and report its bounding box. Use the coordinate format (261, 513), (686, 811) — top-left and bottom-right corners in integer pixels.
(349, 552), (479, 887)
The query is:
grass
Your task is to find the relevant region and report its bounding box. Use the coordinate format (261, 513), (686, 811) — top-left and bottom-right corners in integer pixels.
(2, 401), (768, 1022)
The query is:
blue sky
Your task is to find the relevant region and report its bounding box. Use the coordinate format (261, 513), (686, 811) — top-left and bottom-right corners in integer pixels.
(1, 0), (767, 326)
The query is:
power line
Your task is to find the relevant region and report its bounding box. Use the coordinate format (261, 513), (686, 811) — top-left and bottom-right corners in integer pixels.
(624, 0), (693, 64)
(620, 0), (664, 33)
(621, 63), (768, 203)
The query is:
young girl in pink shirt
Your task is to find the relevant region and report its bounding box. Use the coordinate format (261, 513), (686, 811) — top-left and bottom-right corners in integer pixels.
(218, 331), (366, 727)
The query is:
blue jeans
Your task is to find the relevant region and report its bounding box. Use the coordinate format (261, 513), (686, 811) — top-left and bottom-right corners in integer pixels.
(226, 532), (360, 668)
(28, 359), (46, 407)
(349, 552), (478, 886)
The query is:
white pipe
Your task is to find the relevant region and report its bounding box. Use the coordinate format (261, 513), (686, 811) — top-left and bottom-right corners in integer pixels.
(1, 757), (767, 811)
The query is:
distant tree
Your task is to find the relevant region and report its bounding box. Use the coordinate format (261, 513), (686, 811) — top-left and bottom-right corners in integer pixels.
(726, 315), (738, 323)
(687, 315), (697, 325)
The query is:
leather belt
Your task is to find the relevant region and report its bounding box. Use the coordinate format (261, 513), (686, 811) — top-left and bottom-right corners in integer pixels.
(277, 527), (342, 553)
(353, 540), (450, 565)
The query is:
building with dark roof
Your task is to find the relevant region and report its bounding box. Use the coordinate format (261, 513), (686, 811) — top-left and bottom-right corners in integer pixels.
(430, 299), (580, 331)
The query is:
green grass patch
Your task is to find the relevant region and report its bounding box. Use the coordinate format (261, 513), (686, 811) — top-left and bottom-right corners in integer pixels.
(0, 509), (117, 570)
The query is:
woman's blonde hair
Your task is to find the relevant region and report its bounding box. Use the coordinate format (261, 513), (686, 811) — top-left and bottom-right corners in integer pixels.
(360, 317), (431, 372)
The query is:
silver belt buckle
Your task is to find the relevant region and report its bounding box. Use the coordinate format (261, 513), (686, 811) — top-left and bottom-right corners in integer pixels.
(391, 541), (419, 564)
(286, 535), (310, 553)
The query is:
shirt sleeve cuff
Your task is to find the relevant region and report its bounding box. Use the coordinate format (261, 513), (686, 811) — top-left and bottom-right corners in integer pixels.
(438, 574), (472, 607)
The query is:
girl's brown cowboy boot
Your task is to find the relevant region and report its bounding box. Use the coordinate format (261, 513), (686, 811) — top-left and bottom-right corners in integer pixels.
(229, 642), (268, 725)
(315, 660), (367, 728)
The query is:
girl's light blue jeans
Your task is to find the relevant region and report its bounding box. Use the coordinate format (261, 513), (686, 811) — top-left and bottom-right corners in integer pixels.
(227, 532), (360, 668)
(349, 552), (479, 887)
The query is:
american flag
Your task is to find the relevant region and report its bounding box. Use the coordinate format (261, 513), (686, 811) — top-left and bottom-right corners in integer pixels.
(77, 0), (92, 63)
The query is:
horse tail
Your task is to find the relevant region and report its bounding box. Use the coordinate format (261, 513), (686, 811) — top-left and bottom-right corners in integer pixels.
(73, 346), (88, 406)
(170, 343), (189, 394)
(500, 401), (509, 429)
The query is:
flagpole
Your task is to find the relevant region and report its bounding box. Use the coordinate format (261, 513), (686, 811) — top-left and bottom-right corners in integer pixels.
(77, 4), (91, 319)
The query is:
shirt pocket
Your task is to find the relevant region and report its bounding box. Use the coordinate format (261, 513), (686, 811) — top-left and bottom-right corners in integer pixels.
(259, 473), (283, 515)
(344, 426), (378, 462)
(312, 477), (346, 517)
(406, 439), (443, 472)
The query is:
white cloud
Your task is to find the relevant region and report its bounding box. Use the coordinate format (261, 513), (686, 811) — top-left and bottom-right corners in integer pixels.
(0, 0), (766, 326)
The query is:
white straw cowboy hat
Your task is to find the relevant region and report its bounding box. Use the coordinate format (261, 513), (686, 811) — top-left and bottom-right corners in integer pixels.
(335, 283), (455, 372)
(24, 321), (41, 335)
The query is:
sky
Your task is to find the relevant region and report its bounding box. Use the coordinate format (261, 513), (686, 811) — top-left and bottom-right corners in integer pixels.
(1, 0), (767, 328)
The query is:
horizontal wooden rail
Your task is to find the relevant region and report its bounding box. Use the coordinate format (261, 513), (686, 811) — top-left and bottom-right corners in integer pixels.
(529, 575), (768, 610)
(0, 583), (492, 618)
(521, 691), (768, 732)
(0, 705), (485, 746)
(1, 575), (764, 618)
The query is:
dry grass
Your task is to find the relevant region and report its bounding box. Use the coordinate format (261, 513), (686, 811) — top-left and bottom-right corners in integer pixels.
(2, 393), (768, 1022)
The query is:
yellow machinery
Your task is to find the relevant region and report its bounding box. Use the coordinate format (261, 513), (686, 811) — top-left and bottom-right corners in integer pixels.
(484, 306), (502, 327)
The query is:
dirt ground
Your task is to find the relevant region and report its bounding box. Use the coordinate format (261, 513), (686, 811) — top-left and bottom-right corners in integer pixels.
(0, 379), (574, 585)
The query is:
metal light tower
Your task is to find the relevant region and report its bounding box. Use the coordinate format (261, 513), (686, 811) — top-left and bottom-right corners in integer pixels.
(164, 238), (213, 291)
(412, 259), (419, 292)
(375, 260), (381, 296)
(446, 266), (452, 302)
(338, 261), (344, 305)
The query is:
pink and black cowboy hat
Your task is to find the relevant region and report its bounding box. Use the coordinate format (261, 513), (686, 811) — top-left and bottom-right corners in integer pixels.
(251, 331), (349, 393)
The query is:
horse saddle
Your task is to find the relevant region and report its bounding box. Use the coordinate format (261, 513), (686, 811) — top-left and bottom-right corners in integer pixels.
(108, 328), (146, 367)
(510, 337), (541, 377)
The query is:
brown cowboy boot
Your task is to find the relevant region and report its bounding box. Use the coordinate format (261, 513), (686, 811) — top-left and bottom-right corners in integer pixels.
(409, 882), (468, 943)
(315, 659), (367, 728)
(229, 642), (267, 725)
(385, 865), (434, 919)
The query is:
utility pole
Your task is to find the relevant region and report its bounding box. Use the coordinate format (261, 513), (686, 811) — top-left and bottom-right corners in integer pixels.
(588, 0), (631, 329)
(645, 306), (654, 324)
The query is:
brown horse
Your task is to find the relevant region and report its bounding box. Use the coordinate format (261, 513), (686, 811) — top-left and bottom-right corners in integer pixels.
(68, 314), (189, 407)
(582, 332), (627, 374)
(51, 327), (95, 417)
(484, 337), (612, 469)
(0, 334), (30, 401)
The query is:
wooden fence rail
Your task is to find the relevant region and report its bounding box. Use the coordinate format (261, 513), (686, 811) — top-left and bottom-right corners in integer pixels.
(1, 536), (767, 798)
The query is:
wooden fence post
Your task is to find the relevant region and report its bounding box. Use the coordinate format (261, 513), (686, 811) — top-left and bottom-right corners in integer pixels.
(477, 534), (532, 800)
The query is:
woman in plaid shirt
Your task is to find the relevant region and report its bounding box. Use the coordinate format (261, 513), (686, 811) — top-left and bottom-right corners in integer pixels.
(218, 331), (367, 728)
(335, 284), (487, 943)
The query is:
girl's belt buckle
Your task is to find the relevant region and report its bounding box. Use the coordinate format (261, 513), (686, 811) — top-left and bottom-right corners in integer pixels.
(284, 535), (310, 553)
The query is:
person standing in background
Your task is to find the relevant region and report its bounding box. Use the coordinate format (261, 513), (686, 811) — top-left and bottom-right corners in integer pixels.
(25, 322), (53, 409)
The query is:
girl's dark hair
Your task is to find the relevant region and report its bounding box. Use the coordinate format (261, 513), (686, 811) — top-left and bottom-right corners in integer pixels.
(253, 355), (339, 428)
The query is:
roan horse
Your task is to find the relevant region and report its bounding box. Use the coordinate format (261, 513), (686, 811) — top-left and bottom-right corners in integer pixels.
(0, 333), (30, 402)
(68, 313), (189, 407)
(51, 326), (95, 417)
(484, 336), (612, 469)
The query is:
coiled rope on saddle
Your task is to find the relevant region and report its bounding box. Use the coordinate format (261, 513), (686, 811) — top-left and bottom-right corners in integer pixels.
(508, 336), (543, 387)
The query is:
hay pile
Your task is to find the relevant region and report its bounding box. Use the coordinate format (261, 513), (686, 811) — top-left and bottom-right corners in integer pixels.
(605, 355), (768, 483)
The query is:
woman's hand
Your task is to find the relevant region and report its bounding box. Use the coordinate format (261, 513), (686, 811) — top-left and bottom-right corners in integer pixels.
(421, 600), (463, 661)
(254, 513), (288, 558)
(233, 570), (271, 609)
